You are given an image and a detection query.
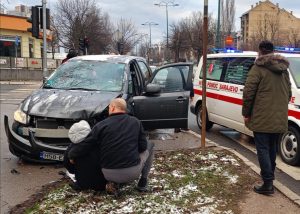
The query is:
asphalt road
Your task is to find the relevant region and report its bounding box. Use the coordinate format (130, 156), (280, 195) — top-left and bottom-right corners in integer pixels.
(0, 82), (299, 213)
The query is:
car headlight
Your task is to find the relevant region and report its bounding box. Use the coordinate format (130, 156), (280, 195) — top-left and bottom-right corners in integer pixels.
(14, 107), (30, 125)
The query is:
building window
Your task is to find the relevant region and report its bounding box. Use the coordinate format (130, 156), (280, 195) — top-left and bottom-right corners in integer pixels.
(29, 38), (34, 58)
(0, 35), (21, 57)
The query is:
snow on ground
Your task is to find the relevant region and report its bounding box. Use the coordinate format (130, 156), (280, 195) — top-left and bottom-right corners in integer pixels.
(27, 150), (245, 214)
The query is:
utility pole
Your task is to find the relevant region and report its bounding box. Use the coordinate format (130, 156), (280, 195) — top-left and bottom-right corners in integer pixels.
(154, 1), (179, 62)
(201, 0), (208, 149)
(141, 22), (158, 63)
(216, 0), (221, 48)
(42, 0), (47, 80)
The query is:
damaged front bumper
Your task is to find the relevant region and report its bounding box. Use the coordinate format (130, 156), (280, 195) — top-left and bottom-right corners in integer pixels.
(4, 115), (68, 162)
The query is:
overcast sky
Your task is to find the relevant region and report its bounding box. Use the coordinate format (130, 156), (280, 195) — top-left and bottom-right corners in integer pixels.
(3, 0), (300, 44)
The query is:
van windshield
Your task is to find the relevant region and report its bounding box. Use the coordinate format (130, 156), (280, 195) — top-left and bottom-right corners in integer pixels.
(288, 57), (300, 88)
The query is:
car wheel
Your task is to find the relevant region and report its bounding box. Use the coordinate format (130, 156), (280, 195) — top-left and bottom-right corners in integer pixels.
(279, 125), (300, 166)
(196, 103), (213, 131)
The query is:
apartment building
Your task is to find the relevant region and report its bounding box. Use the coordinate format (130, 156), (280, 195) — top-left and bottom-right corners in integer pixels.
(241, 0), (300, 47)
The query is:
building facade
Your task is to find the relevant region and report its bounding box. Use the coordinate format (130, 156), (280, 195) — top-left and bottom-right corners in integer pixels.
(241, 0), (300, 48)
(0, 13), (51, 58)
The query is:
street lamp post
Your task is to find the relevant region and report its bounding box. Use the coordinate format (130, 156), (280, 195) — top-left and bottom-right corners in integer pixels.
(154, 1), (179, 61)
(141, 22), (159, 49)
(141, 22), (158, 63)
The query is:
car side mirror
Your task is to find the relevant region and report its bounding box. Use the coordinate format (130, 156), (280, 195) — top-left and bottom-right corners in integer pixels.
(145, 83), (161, 94)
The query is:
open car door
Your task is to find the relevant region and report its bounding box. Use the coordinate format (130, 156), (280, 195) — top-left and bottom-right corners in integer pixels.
(133, 62), (194, 129)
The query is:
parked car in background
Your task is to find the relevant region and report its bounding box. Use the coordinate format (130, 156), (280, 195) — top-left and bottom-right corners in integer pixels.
(190, 49), (300, 166)
(4, 55), (193, 162)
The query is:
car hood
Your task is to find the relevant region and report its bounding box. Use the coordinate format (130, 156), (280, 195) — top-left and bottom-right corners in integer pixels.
(22, 89), (122, 119)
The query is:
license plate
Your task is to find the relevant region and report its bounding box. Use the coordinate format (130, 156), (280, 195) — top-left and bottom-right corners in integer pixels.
(40, 151), (64, 161)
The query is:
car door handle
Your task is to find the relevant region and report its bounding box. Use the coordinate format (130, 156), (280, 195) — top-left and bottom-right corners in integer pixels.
(176, 97), (187, 102)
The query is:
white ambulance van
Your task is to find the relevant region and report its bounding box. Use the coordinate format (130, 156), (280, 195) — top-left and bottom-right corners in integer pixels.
(190, 49), (300, 166)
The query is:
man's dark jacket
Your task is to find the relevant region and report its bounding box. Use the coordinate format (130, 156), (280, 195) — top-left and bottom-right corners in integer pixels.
(242, 54), (292, 133)
(68, 113), (148, 169)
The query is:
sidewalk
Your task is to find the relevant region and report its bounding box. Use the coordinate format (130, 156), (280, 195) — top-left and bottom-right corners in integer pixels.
(9, 129), (300, 213)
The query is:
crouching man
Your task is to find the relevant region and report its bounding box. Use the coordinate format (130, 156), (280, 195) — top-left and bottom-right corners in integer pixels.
(68, 98), (154, 194)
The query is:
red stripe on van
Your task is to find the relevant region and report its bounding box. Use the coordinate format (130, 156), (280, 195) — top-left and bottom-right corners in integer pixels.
(194, 89), (300, 119)
(194, 89), (242, 105)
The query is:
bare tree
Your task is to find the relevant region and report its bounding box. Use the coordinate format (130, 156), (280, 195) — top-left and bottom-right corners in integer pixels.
(221, 0), (235, 36)
(252, 12), (281, 48)
(112, 18), (139, 54)
(53, 0), (112, 54)
(289, 28), (300, 48)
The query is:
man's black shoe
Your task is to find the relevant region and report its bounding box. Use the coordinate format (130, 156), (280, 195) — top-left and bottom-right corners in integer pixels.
(253, 184), (274, 195)
(136, 177), (148, 192)
(69, 182), (82, 191)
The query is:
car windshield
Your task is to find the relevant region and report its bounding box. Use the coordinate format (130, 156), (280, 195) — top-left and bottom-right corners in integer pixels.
(287, 57), (300, 88)
(44, 60), (126, 91)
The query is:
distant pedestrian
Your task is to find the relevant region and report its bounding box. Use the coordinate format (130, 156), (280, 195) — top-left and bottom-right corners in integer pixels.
(62, 49), (77, 64)
(242, 40), (291, 195)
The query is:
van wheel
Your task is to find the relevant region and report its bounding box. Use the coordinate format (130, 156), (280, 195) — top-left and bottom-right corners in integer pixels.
(196, 104), (213, 131)
(279, 126), (300, 166)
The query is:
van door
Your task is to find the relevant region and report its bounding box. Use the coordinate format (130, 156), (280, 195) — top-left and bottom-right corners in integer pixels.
(214, 57), (255, 133)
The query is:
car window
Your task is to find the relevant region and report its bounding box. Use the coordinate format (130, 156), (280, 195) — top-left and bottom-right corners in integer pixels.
(137, 61), (151, 81)
(45, 60), (125, 92)
(152, 67), (184, 92)
(224, 57), (255, 85)
(200, 58), (225, 81)
(287, 57), (300, 88)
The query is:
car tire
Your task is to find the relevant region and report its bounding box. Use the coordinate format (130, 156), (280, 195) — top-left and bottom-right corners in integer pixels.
(196, 103), (213, 131)
(278, 125), (300, 166)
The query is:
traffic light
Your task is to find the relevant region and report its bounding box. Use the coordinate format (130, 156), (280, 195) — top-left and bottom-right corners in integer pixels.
(79, 38), (85, 52)
(39, 8), (50, 30)
(27, 6), (39, 38)
(84, 37), (89, 49)
(117, 42), (124, 54)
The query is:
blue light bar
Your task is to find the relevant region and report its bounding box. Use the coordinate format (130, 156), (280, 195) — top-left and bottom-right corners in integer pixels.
(274, 46), (300, 53)
(211, 48), (243, 53)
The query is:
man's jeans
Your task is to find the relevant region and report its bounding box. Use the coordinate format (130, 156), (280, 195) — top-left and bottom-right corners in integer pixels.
(254, 132), (280, 184)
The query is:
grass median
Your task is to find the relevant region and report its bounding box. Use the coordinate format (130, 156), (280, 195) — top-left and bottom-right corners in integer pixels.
(12, 147), (257, 214)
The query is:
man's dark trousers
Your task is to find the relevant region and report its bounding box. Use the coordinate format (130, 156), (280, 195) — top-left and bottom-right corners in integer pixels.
(254, 132), (280, 185)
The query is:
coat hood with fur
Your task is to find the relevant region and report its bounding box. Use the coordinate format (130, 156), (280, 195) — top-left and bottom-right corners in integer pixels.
(255, 54), (290, 74)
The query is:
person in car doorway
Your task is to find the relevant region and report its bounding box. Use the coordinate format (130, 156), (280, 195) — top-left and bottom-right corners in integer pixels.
(242, 40), (291, 195)
(64, 120), (107, 191)
(68, 98), (154, 195)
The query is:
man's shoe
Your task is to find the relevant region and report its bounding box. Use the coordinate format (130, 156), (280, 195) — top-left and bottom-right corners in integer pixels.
(69, 182), (82, 191)
(106, 182), (120, 197)
(253, 184), (274, 195)
(136, 177), (148, 192)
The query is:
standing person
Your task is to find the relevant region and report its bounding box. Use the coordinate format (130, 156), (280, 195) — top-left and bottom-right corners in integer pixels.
(62, 49), (77, 64)
(242, 40), (291, 195)
(68, 98), (154, 194)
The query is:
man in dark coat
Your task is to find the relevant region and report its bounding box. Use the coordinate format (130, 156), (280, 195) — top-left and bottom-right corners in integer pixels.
(68, 98), (154, 194)
(242, 40), (291, 195)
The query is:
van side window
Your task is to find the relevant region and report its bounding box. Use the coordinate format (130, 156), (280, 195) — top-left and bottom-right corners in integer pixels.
(224, 57), (255, 85)
(200, 58), (225, 81)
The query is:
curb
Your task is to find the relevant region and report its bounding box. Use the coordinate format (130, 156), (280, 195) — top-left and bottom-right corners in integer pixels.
(0, 81), (42, 85)
(188, 130), (300, 207)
